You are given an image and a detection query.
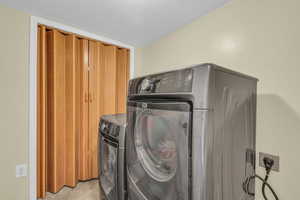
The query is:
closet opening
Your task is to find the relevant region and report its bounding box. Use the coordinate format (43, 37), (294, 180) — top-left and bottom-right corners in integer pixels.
(36, 24), (130, 199)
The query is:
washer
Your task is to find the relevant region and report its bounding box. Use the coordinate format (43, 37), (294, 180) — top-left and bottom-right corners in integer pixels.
(99, 114), (127, 200)
(126, 63), (257, 200)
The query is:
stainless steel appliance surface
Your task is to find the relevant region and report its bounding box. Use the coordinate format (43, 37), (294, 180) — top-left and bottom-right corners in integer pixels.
(126, 63), (258, 200)
(99, 113), (127, 200)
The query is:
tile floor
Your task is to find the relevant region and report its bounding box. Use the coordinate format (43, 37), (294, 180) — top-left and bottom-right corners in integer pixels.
(45, 180), (103, 200)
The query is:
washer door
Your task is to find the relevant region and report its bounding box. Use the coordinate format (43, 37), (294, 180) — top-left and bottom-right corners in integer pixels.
(126, 101), (191, 200)
(99, 137), (118, 200)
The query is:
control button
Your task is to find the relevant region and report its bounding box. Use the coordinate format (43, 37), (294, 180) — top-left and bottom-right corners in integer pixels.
(140, 78), (161, 93)
(101, 122), (109, 133)
(141, 78), (152, 91)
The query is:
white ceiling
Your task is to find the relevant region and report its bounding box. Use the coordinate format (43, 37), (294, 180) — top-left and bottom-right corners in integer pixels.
(0, 0), (229, 46)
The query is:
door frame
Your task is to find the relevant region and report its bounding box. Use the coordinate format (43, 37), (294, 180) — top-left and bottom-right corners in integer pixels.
(29, 16), (135, 200)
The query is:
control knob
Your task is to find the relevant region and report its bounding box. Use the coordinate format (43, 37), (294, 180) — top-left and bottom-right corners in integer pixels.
(141, 78), (153, 92)
(101, 122), (109, 133)
(140, 78), (160, 92)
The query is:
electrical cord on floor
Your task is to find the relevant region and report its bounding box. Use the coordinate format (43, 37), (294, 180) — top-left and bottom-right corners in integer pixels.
(242, 157), (279, 200)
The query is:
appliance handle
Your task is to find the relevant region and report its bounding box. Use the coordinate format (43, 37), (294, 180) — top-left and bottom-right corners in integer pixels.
(128, 100), (191, 112)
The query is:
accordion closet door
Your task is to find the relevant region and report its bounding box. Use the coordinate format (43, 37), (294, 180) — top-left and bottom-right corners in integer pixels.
(37, 25), (130, 198)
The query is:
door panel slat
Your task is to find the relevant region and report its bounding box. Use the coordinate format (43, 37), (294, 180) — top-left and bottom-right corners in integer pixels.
(65, 35), (77, 187)
(102, 46), (117, 115)
(116, 49), (130, 113)
(37, 25), (47, 199)
(47, 30), (66, 193)
(77, 39), (90, 180)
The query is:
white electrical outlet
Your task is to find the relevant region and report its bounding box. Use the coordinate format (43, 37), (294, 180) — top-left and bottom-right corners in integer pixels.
(16, 164), (27, 178)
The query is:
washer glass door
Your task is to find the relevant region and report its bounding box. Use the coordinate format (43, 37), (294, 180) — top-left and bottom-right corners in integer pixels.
(100, 137), (118, 200)
(126, 101), (191, 200)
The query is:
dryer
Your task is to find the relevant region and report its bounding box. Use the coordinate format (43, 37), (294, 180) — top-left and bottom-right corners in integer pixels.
(126, 63), (257, 200)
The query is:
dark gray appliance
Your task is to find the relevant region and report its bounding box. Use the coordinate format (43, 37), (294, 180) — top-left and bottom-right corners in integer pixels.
(99, 114), (127, 200)
(126, 63), (257, 200)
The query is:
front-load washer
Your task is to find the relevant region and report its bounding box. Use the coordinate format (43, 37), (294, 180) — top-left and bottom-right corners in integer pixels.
(99, 113), (127, 200)
(126, 63), (258, 200)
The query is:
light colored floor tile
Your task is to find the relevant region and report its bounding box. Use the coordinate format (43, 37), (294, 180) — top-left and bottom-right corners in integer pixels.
(45, 180), (103, 200)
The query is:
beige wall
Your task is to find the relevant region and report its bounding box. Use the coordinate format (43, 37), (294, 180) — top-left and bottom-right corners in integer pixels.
(136, 0), (300, 199)
(0, 5), (30, 200)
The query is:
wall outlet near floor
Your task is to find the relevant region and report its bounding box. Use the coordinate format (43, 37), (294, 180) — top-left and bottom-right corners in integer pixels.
(16, 164), (27, 178)
(259, 152), (280, 172)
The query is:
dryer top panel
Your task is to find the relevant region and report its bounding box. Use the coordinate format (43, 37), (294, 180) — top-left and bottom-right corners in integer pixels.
(129, 67), (193, 95)
(128, 63), (258, 109)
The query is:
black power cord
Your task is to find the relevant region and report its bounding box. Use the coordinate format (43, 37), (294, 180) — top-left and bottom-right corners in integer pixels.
(243, 157), (279, 200)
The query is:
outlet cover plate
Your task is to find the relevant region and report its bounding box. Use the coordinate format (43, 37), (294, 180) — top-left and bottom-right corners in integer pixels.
(259, 152), (280, 172)
(16, 164), (27, 178)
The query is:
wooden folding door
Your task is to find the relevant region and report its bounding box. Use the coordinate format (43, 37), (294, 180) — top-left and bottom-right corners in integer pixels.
(37, 26), (131, 198)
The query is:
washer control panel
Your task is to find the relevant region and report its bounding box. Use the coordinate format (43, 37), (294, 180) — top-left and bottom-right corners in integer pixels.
(100, 120), (120, 138)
